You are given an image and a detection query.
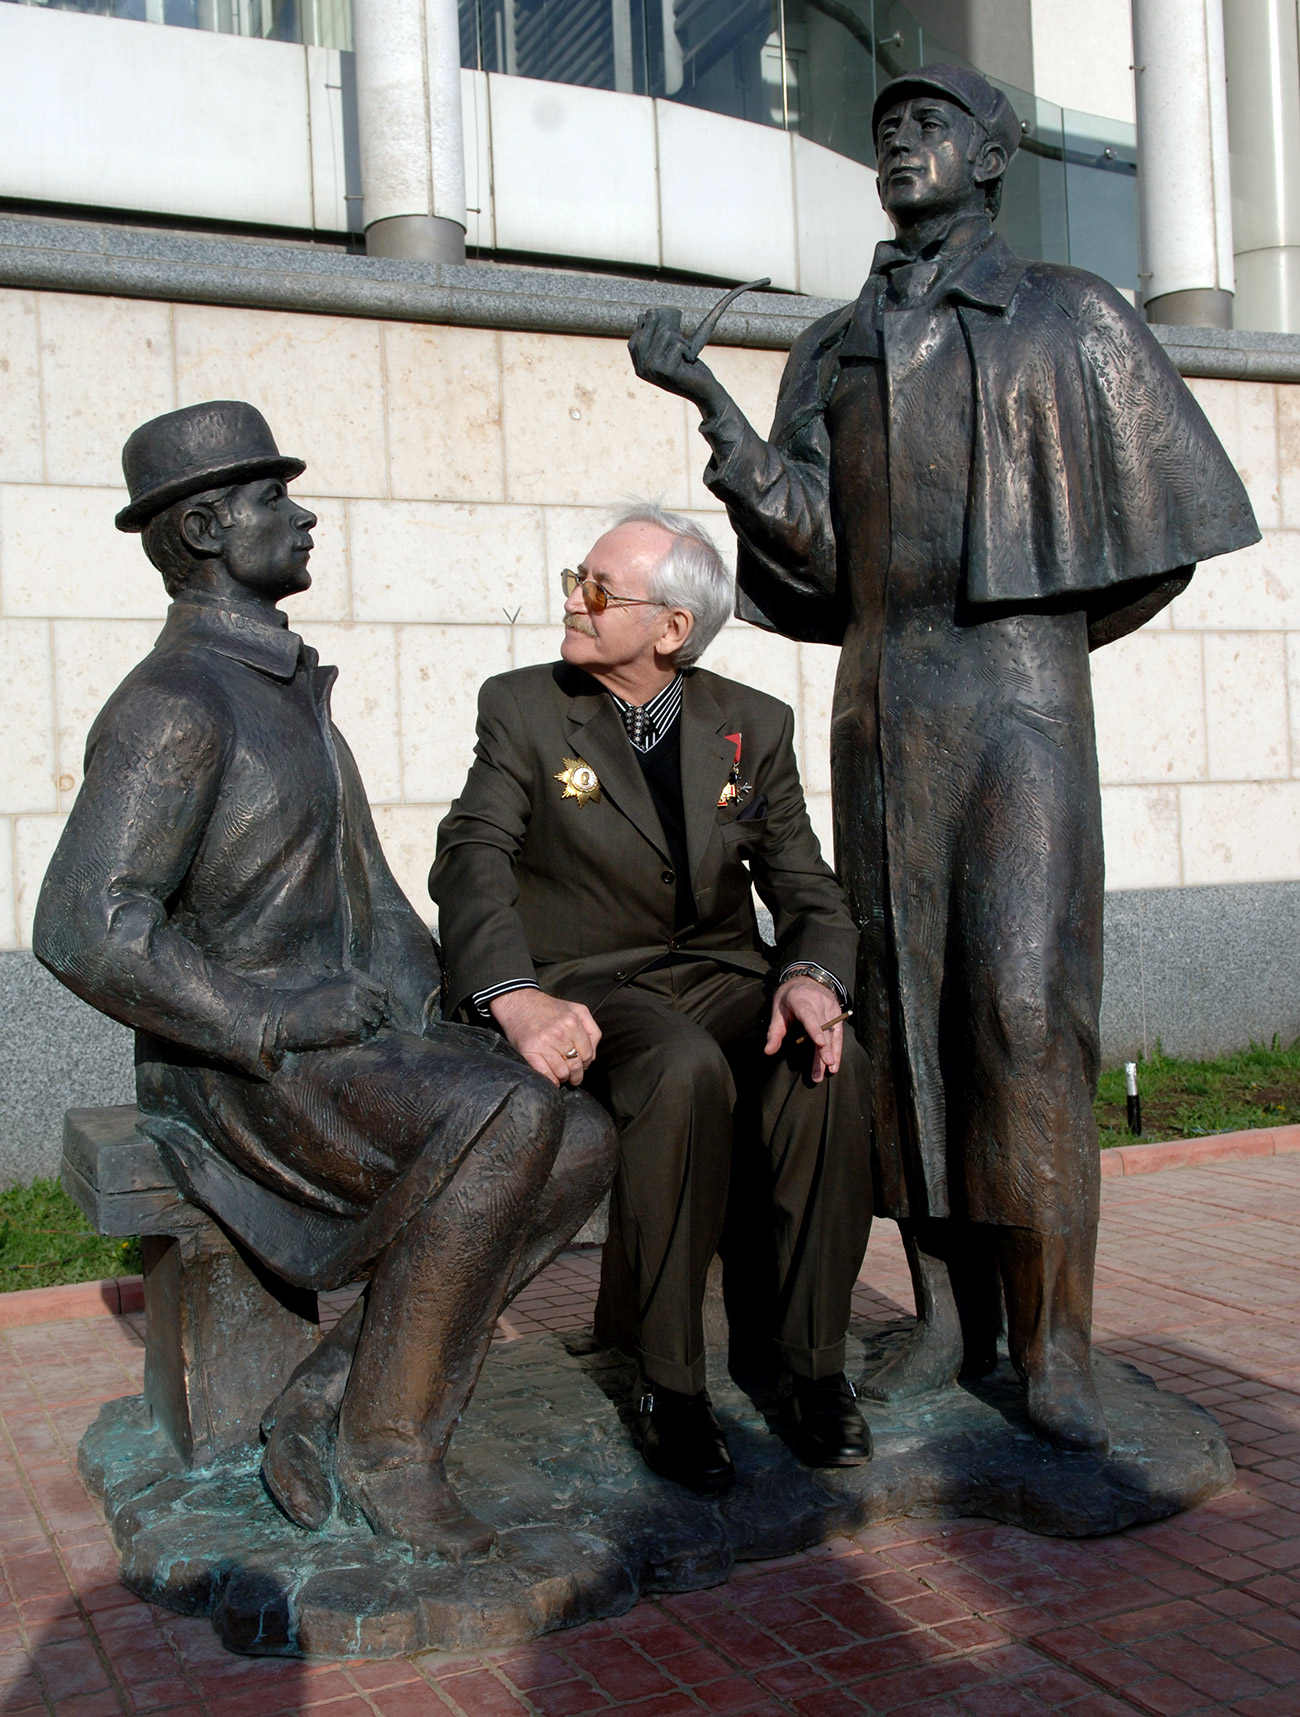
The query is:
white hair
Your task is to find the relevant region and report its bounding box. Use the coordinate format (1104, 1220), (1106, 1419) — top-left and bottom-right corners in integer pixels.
(611, 502), (732, 666)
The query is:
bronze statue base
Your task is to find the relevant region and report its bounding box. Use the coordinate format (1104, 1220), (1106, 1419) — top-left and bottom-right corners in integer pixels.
(80, 1325), (1232, 1659)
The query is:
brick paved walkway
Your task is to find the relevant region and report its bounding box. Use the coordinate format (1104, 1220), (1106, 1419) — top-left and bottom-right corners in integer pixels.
(2, 1156), (1298, 1717)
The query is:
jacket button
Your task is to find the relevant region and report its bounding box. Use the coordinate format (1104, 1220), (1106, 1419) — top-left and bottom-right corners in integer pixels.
(661, 869), (675, 884)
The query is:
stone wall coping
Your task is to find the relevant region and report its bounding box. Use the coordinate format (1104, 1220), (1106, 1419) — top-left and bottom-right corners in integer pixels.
(4, 212), (1300, 379)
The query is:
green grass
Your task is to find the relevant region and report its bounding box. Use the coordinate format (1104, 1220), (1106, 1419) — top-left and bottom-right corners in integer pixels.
(0, 1178), (141, 1293)
(1096, 1039), (1300, 1148)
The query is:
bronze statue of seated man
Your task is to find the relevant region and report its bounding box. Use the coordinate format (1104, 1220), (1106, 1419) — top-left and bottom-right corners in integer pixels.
(34, 401), (617, 1562)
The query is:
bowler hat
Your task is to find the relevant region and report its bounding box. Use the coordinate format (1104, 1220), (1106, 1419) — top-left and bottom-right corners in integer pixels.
(116, 401), (306, 532)
(872, 62), (1022, 163)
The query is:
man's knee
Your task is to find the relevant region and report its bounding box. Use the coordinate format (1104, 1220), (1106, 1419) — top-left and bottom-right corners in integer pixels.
(630, 1023), (734, 1117)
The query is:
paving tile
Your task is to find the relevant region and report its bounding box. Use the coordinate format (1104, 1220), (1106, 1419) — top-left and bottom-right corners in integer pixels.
(1, 1161), (1300, 1712)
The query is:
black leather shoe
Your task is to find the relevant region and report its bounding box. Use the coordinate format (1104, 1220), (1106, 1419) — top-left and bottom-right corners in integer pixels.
(781, 1372), (873, 1467)
(636, 1385), (735, 1493)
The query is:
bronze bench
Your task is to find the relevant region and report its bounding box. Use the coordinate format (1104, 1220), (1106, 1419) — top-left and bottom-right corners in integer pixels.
(62, 1105), (320, 1470)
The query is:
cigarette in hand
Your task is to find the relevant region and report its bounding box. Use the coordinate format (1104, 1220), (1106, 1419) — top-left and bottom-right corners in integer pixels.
(794, 1009), (853, 1044)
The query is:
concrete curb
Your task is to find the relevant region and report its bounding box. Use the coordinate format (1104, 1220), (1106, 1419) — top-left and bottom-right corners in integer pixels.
(1099, 1122), (1300, 1177)
(1, 1124), (1297, 1328)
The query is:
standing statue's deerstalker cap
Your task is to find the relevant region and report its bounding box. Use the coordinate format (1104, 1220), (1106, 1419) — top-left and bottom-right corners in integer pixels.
(116, 401), (306, 532)
(872, 62), (1022, 162)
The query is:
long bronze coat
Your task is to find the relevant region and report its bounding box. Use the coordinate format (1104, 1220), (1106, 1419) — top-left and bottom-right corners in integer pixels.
(34, 598), (540, 1290)
(704, 222), (1259, 1231)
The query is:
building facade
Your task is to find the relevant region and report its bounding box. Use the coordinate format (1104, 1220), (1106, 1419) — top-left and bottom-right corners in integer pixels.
(1, 0), (1299, 1179)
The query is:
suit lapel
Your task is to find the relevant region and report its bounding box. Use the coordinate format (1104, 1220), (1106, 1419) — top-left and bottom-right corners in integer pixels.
(679, 674), (735, 887)
(565, 691), (670, 861)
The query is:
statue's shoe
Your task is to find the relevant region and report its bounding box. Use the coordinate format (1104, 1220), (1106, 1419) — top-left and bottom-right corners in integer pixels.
(337, 1457), (497, 1562)
(261, 1392), (337, 1531)
(1026, 1371), (1110, 1453)
(859, 1318), (962, 1402)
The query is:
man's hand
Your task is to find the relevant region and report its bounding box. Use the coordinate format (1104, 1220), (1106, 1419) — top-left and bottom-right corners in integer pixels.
(765, 977), (845, 1084)
(628, 309), (731, 416)
(490, 988), (601, 1087)
(279, 974), (390, 1053)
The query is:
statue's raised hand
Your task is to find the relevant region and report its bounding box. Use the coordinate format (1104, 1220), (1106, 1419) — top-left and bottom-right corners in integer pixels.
(277, 973), (390, 1053)
(628, 309), (729, 416)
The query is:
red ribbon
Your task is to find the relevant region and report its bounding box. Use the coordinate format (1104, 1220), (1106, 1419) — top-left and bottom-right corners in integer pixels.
(725, 731), (742, 768)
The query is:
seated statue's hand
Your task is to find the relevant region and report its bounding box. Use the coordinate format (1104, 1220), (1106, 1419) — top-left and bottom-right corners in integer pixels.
(277, 973), (390, 1053)
(629, 309), (730, 416)
(489, 988), (600, 1088)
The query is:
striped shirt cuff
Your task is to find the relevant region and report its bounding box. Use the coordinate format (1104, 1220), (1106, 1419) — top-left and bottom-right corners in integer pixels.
(471, 978), (540, 1018)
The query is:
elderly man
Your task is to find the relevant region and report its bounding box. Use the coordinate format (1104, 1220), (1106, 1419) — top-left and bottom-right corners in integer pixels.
(431, 504), (872, 1491)
(629, 66), (1258, 1452)
(35, 401), (616, 1560)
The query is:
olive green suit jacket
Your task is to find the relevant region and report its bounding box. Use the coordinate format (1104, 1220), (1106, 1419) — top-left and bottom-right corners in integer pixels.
(430, 661), (858, 1017)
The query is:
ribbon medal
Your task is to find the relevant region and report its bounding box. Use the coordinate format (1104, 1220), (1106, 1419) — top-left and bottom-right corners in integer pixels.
(717, 731), (753, 807)
(555, 756), (601, 806)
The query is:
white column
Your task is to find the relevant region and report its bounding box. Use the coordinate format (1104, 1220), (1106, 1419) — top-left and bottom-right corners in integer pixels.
(351, 0), (467, 263)
(1132, 0), (1235, 327)
(1222, 0), (1300, 332)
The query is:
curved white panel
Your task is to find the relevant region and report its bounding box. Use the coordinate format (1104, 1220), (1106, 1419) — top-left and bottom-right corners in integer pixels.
(0, 7), (314, 231)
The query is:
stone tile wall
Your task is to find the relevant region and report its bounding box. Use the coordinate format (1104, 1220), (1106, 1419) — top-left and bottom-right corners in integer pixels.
(0, 288), (1293, 949)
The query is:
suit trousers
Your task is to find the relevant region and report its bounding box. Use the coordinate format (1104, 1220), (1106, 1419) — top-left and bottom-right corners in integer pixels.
(587, 959), (872, 1394)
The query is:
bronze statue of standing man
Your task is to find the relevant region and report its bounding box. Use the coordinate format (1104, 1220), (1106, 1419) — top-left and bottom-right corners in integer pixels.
(629, 64), (1258, 1451)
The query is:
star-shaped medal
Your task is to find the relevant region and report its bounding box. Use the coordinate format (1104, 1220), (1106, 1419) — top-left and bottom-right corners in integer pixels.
(555, 757), (601, 805)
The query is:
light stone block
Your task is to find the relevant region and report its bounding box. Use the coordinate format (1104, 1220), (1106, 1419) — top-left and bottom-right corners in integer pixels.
(1185, 376), (1279, 531)
(500, 332), (690, 509)
(370, 802), (449, 929)
(488, 76), (659, 268)
(1100, 786), (1183, 890)
(0, 292), (42, 484)
(397, 624), (513, 804)
(1180, 781), (1300, 886)
(0, 818), (15, 951)
(288, 497), (350, 624)
(304, 623), (401, 805)
(1169, 532), (1300, 631)
(1276, 384), (1300, 528)
(1287, 635), (1300, 778)
(1089, 630), (1206, 784)
(349, 501), (545, 625)
(685, 348), (785, 510)
(173, 305), (387, 499)
(798, 642), (840, 797)
(656, 102), (798, 290)
(1204, 632), (1290, 781)
(38, 294), (175, 488)
(793, 135), (887, 302)
(14, 812), (65, 949)
(383, 324), (505, 503)
(0, 620), (56, 816)
(510, 625), (561, 672)
(0, 485), (164, 621)
(51, 620), (161, 808)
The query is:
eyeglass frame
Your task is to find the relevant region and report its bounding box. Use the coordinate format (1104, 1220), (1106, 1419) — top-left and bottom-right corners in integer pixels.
(561, 568), (666, 615)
